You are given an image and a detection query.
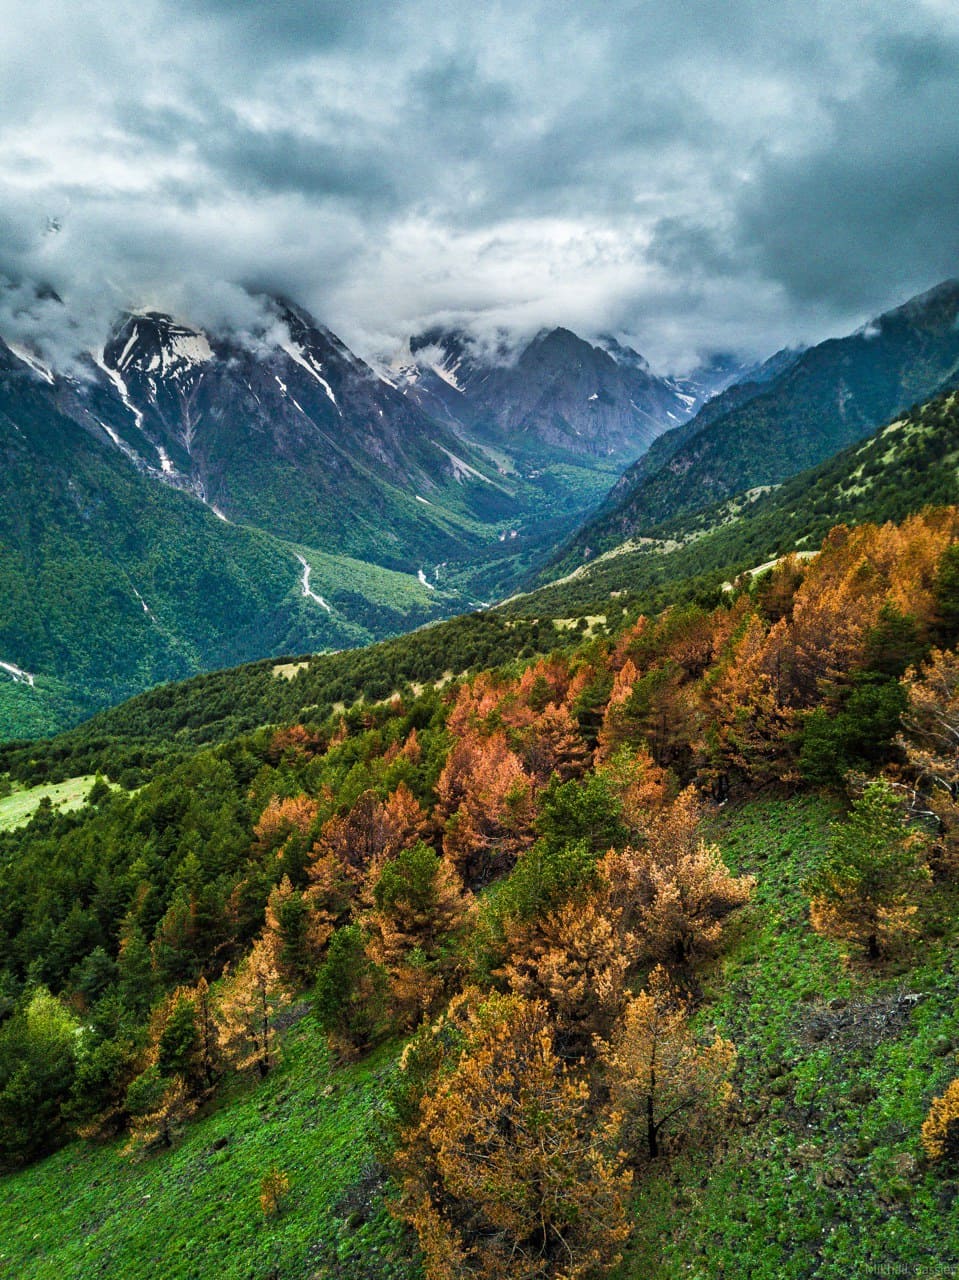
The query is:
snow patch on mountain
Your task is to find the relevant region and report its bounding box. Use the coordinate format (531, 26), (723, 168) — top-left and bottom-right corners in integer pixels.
(92, 352), (145, 430)
(277, 336), (340, 410)
(8, 343), (55, 384)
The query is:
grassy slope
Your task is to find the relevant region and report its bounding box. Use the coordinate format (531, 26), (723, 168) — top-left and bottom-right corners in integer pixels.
(620, 794), (959, 1280)
(0, 776), (97, 832)
(4, 795), (957, 1279)
(0, 1017), (419, 1280)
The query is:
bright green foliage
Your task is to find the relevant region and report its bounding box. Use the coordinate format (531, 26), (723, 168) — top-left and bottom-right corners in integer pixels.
(373, 841), (443, 915)
(0, 988), (80, 1168)
(535, 771), (627, 856)
(313, 925), (390, 1052)
(806, 780), (930, 957)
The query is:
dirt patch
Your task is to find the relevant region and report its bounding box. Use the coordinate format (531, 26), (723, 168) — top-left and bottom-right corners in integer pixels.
(799, 990), (924, 1051)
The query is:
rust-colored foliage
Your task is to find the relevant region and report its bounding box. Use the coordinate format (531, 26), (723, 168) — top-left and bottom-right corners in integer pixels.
(253, 794), (320, 855)
(600, 788), (753, 963)
(599, 965), (736, 1161)
(260, 1165), (291, 1217)
(394, 990), (632, 1280)
(363, 843), (472, 1026)
(703, 614), (797, 785)
(124, 1075), (197, 1157)
(898, 647), (959, 873)
(313, 782), (430, 878)
(215, 935), (290, 1078)
(435, 730), (536, 887)
(266, 723), (320, 764)
(496, 896), (632, 1060)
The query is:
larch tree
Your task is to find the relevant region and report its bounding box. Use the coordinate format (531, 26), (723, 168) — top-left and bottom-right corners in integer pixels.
(215, 935), (290, 1078)
(262, 870), (321, 988)
(599, 965), (737, 1162)
(435, 730), (536, 888)
(496, 895), (632, 1061)
(921, 1076), (959, 1165)
(600, 788), (753, 964)
(362, 840), (472, 1025)
(393, 990), (632, 1280)
(124, 1070), (197, 1155)
(898, 647), (959, 872)
(703, 614), (796, 788)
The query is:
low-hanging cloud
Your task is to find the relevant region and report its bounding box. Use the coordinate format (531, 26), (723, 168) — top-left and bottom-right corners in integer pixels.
(1, 0), (958, 374)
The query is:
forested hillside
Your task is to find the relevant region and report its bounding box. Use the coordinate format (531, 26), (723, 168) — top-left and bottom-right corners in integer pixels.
(2, 507), (959, 1278)
(555, 280), (959, 568)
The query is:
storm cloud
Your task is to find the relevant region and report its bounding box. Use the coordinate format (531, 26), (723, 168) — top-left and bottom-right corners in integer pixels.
(2, 0), (958, 371)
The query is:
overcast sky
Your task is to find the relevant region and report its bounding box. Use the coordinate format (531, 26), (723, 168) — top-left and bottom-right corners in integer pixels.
(2, 0), (958, 371)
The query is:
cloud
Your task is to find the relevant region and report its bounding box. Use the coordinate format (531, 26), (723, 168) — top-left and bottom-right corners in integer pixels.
(0, 0), (957, 372)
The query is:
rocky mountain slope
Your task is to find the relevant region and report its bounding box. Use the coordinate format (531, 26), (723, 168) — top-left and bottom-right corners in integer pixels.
(397, 324), (699, 458)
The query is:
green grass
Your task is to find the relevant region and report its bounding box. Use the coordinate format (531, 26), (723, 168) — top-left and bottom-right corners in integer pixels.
(0, 776), (99, 832)
(0, 1012), (420, 1280)
(617, 794), (959, 1280)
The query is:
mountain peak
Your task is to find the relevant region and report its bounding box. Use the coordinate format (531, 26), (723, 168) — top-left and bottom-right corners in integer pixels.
(106, 312), (213, 379)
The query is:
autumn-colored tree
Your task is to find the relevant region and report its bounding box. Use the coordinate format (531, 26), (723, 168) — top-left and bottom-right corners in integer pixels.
(596, 658), (640, 761)
(253, 792), (322, 883)
(898, 648), (959, 872)
(302, 849), (353, 956)
(599, 965), (736, 1161)
(253, 793), (320, 855)
(775, 514), (957, 708)
(393, 990), (632, 1279)
(600, 788), (753, 963)
(362, 841), (471, 1025)
(155, 977), (221, 1093)
(261, 874), (331, 988)
(807, 780), (930, 959)
(313, 782), (430, 879)
(497, 896), (632, 1060)
(600, 746), (672, 841)
(215, 936), (290, 1078)
(260, 1165), (292, 1216)
(435, 730), (536, 887)
(266, 723), (321, 764)
(516, 654), (573, 711)
(519, 702), (589, 784)
(703, 614), (797, 787)
(921, 1077), (959, 1165)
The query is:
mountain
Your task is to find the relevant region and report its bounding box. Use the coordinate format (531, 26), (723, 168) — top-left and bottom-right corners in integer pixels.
(516, 382), (959, 622)
(398, 324), (698, 459)
(0, 330), (471, 737)
(1, 297), (680, 738)
(85, 301), (516, 569)
(553, 280), (959, 568)
(8, 380), (956, 770)
(1, 489), (957, 1280)
(0, 297), (549, 737)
